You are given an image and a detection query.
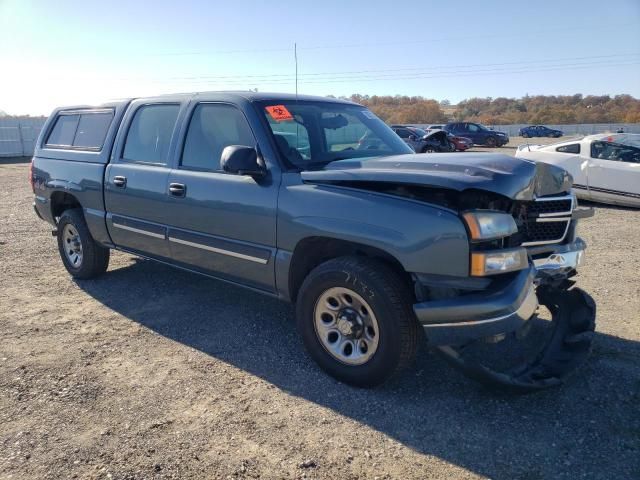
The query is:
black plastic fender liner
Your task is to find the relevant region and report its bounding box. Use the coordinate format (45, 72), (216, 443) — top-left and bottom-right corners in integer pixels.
(434, 287), (596, 393)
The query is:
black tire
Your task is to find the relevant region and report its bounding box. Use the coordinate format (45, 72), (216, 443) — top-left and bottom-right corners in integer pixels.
(57, 208), (110, 279)
(521, 132), (529, 138)
(423, 146), (436, 153)
(485, 136), (498, 147)
(296, 256), (420, 387)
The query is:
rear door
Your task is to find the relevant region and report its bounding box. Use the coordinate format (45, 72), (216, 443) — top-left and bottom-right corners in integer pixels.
(163, 101), (280, 292)
(587, 140), (640, 206)
(104, 99), (187, 259)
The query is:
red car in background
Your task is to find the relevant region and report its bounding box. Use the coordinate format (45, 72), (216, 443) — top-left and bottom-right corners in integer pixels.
(448, 134), (473, 151)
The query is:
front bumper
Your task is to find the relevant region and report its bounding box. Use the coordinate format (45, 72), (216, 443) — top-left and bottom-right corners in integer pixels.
(414, 239), (586, 346)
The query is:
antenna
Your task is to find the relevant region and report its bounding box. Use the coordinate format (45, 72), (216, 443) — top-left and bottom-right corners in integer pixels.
(294, 42), (298, 99)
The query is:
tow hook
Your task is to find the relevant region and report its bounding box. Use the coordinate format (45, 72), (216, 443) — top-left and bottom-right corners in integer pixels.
(435, 284), (596, 393)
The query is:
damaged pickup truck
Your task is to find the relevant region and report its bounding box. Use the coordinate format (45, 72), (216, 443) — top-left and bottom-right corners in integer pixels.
(31, 92), (596, 391)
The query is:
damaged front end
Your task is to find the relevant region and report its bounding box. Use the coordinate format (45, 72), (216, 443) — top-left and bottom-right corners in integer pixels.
(413, 193), (596, 393)
(302, 153), (597, 391)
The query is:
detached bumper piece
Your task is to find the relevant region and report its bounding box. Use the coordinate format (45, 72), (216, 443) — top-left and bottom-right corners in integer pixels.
(435, 287), (595, 393)
(413, 238), (596, 393)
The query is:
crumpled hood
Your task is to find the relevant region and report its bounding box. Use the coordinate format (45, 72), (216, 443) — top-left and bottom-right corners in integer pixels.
(301, 153), (572, 200)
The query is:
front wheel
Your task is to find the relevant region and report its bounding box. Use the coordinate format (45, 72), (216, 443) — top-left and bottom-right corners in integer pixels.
(296, 257), (419, 387)
(57, 208), (110, 279)
(485, 136), (498, 147)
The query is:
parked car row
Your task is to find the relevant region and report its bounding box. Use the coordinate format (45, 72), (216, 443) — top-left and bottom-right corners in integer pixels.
(391, 125), (473, 152)
(391, 122), (510, 149)
(391, 122), (572, 149)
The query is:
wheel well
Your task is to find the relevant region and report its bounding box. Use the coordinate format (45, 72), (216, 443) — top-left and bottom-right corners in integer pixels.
(50, 192), (81, 221)
(288, 237), (410, 302)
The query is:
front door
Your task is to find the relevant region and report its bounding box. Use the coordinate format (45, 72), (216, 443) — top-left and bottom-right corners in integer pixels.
(164, 102), (279, 292)
(587, 140), (640, 206)
(104, 102), (183, 259)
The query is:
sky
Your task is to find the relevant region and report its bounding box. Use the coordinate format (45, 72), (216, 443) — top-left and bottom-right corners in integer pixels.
(1, 0), (639, 116)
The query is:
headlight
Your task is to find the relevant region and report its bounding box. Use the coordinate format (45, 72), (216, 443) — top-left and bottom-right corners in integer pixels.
(462, 211), (518, 241)
(471, 248), (528, 276)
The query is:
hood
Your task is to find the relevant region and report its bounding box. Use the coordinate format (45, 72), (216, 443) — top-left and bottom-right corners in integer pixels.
(423, 130), (448, 141)
(300, 153), (572, 201)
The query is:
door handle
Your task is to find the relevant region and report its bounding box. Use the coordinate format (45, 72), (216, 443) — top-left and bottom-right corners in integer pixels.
(113, 176), (127, 188)
(169, 183), (186, 197)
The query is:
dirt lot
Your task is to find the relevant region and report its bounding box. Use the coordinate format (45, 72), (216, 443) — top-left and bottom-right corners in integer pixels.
(1, 154), (639, 480)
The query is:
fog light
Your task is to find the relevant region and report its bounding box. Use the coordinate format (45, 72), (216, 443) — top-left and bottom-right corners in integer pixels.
(471, 248), (528, 276)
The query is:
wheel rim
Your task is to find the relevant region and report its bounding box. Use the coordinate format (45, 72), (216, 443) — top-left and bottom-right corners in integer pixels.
(62, 224), (83, 268)
(487, 137), (496, 147)
(313, 287), (380, 365)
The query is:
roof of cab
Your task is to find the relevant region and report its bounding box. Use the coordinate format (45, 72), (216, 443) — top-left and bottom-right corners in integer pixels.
(52, 92), (359, 113)
(140, 91), (359, 105)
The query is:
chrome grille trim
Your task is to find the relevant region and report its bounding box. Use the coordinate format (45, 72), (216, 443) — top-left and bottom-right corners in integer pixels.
(536, 194), (575, 218)
(520, 194), (573, 246)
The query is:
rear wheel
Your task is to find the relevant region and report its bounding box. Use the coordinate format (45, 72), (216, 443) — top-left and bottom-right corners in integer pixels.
(423, 146), (436, 153)
(57, 208), (110, 279)
(296, 256), (419, 387)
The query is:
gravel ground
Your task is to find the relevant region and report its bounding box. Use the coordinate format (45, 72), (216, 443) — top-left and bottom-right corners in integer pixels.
(1, 154), (639, 480)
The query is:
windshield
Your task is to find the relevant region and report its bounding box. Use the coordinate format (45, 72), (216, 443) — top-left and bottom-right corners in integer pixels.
(477, 124), (492, 131)
(257, 100), (412, 169)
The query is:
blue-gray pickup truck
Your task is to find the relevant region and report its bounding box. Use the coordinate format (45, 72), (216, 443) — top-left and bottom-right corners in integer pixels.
(31, 92), (596, 391)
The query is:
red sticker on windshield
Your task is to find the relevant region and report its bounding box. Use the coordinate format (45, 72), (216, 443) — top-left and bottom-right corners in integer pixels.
(265, 105), (293, 121)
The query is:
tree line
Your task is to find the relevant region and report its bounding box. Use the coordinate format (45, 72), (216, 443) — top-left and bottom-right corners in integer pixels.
(345, 94), (640, 125)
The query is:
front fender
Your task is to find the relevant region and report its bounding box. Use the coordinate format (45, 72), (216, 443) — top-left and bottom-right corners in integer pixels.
(277, 174), (469, 277)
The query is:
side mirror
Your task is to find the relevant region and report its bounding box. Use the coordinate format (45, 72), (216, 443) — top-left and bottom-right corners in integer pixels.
(221, 145), (265, 178)
(408, 134), (417, 141)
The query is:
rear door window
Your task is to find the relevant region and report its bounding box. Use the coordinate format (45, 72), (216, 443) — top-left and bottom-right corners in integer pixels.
(123, 104), (180, 164)
(46, 114), (80, 147)
(73, 112), (114, 149)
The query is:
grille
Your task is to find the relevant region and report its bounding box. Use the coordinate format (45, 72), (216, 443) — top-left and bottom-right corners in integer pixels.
(513, 195), (573, 246)
(520, 219), (569, 244)
(524, 198), (572, 217)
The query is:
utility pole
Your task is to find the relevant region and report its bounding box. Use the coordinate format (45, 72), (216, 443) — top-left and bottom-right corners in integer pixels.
(294, 42), (298, 99)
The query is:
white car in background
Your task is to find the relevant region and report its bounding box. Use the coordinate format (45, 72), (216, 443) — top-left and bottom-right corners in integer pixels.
(515, 134), (640, 208)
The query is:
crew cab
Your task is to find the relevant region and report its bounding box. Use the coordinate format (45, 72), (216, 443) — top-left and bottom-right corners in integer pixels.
(31, 92), (595, 390)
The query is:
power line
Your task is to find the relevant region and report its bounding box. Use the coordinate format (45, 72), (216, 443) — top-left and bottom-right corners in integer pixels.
(159, 53), (640, 82)
(147, 22), (637, 57)
(145, 58), (640, 87)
